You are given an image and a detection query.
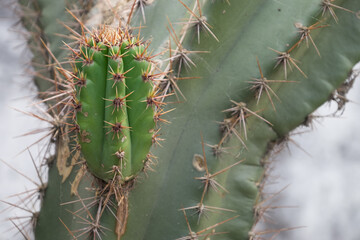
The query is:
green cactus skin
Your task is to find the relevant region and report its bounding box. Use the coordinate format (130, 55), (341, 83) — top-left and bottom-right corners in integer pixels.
(73, 28), (155, 181)
(15, 0), (360, 239)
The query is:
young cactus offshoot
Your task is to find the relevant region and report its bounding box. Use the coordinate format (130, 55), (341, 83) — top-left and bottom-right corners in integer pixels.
(68, 26), (159, 182)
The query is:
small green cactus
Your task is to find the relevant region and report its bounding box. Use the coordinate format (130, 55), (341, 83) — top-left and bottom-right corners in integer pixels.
(70, 26), (156, 181)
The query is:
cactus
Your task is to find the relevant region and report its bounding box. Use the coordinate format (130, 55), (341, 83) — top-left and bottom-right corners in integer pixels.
(8, 0), (360, 239)
(70, 25), (156, 181)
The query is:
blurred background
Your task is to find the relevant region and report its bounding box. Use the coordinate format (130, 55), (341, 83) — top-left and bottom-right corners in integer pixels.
(0, 1), (359, 240)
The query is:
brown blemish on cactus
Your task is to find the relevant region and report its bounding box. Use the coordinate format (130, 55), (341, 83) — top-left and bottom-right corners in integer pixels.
(70, 164), (87, 195)
(115, 192), (129, 238)
(56, 131), (72, 182)
(192, 154), (205, 172)
(80, 129), (91, 143)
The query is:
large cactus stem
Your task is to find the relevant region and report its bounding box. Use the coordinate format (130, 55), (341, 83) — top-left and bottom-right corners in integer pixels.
(12, 0), (360, 239)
